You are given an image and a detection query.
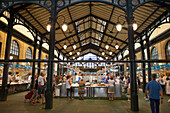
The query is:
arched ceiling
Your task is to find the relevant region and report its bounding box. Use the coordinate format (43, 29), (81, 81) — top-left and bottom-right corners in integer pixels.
(4, 1), (169, 60)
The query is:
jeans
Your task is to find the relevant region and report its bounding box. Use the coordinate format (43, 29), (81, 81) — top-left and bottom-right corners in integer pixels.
(67, 87), (72, 98)
(150, 98), (160, 113)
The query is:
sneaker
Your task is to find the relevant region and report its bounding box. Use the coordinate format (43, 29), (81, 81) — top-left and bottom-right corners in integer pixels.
(31, 101), (36, 105)
(24, 99), (26, 103)
(42, 102), (45, 105)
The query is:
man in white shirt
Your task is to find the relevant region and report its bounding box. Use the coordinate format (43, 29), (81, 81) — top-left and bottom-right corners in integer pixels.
(75, 73), (79, 83)
(8, 72), (12, 84)
(7, 72), (12, 88)
(28, 73), (32, 83)
(32, 72), (46, 105)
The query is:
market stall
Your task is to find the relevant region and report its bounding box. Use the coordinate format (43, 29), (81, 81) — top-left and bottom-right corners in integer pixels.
(55, 83), (122, 98)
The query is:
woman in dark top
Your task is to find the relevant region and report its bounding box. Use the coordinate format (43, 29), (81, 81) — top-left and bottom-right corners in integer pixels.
(31, 75), (39, 105)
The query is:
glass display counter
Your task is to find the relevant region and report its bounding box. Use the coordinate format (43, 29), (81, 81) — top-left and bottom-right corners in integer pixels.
(55, 83), (122, 98)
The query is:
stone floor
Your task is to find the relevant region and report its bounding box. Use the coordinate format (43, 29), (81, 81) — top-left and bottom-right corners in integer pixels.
(0, 90), (170, 113)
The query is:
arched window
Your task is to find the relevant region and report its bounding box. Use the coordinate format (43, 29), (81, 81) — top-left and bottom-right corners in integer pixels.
(26, 47), (32, 59)
(151, 47), (158, 59)
(10, 40), (19, 56)
(166, 40), (170, 60)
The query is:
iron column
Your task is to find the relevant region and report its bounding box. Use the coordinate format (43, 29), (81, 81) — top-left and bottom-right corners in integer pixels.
(38, 36), (43, 75)
(0, 9), (14, 101)
(146, 32), (151, 81)
(45, 0), (56, 109)
(140, 37), (146, 93)
(126, 0), (139, 111)
(31, 32), (37, 89)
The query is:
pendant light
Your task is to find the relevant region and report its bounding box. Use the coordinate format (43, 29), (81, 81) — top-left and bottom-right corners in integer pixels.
(133, 21), (138, 31)
(115, 43), (119, 49)
(116, 22), (122, 31)
(105, 45), (109, 50)
(46, 23), (51, 32)
(62, 23), (68, 31)
(63, 43), (67, 49)
(109, 52), (112, 55)
(77, 52), (80, 56)
(102, 52), (105, 56)
(73, 44), (76, 50)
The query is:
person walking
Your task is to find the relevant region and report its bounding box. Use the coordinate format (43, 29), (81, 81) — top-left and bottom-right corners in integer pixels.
(159, 75), (166, 94)
(66, 75), (74, 100)
(7, 72), (12, 89)
(78, 79), (85, 100)
(145, 74), (163, 113)
(31, 72), (46, 105)
(108, 76), (115, 100)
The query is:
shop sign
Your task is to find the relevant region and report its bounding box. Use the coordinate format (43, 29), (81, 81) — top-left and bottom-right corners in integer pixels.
(151, 64), (170, 70)
(0, 63), (32, 70)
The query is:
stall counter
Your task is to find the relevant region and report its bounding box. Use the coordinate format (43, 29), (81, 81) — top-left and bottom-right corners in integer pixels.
(55, 83), (122, 98)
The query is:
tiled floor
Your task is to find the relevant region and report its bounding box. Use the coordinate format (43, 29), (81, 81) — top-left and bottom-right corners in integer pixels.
(0, 91), (169, 113)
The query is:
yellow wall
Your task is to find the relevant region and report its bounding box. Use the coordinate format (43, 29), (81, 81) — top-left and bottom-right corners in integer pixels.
(0, 31), (48, 69)
(123, 37), (170, 71)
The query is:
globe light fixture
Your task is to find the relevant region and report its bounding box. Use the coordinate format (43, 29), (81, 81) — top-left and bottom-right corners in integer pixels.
(62, 23), (68, 31)
(73, 57), (75, 59)
(73, 44), (76, 50)
(115, 43), (119, 49)
(105, 45), (109, 50)
(10, 56), (13, 60)
(102, 52), (105, 56)
(109, 51), (112, 55)
(46, 23), (51, 32)
(69, 52), (72, 55)
(63, 43), (67, 49)
(106, 57), (108, 60)
(47, 15), (68, 32)
(133, 21), (138, 31)
(77, 52), (80, 56)
(116, 22), (122, 31)
(116, 15), (137, 32)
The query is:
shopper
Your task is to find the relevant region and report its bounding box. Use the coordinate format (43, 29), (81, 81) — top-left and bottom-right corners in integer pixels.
(145, 74), (163, 113)
(34, 75), (40, 103)
(7, 72), (12, 88)
(165, 74), (170, 95)
(108, 76), (115, 100)
(159, 75), (165, 94)
(15, 72), (20, 82)
(123, 76), (128, 93)
(127, 75), (130, 95)
(120, 74), (124, 81)
(105, 73), (110, 84)
(25, 75), (39, 103)
(75, 73), (79, 83)
(31, 72), (46, 105)
(27, 73), (32, 89)
(53, 74), (56, 94)
(72, 73), (76, 83)
(78, 72), (82, 83)
(78, 79), (85, 100)
(28, 73), (32, 83)
(66, 75), (74, 100)
(63, 75), (67, 83)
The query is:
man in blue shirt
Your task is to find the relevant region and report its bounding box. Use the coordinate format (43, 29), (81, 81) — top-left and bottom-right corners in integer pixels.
(105, 73), (110, 84)
(145, 74), (163, 113)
